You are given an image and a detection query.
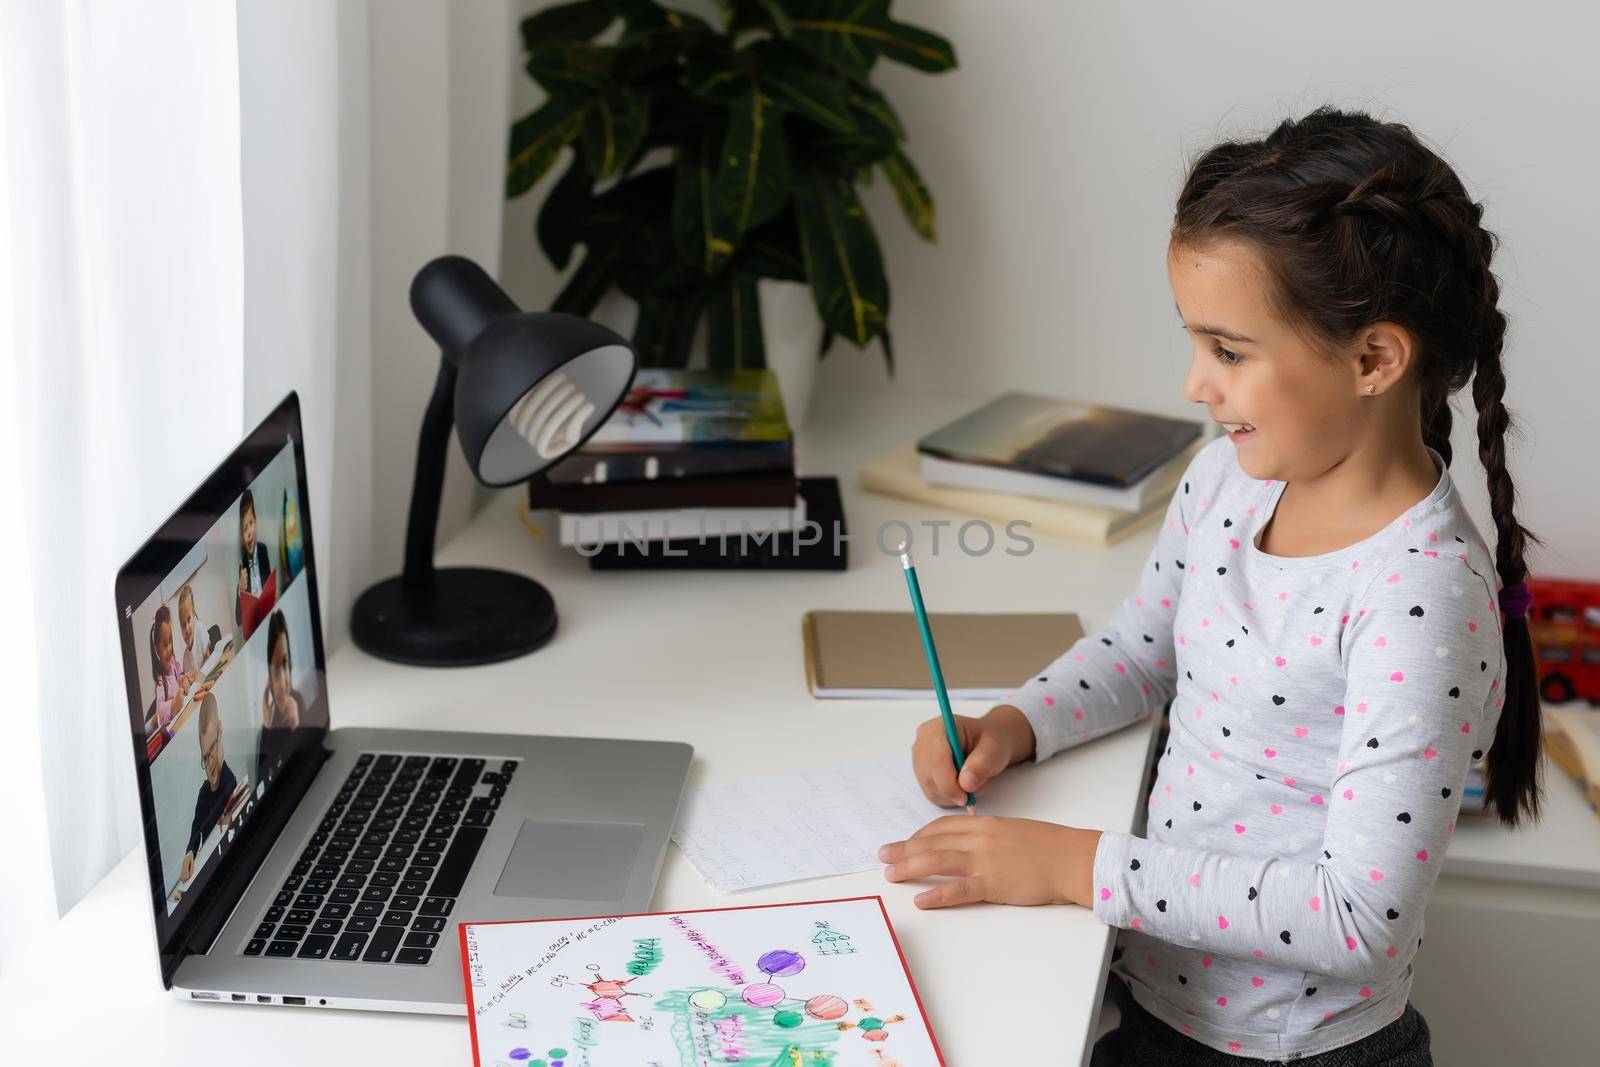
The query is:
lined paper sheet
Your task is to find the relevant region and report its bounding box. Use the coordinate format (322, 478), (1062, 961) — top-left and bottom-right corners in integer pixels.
(672, 756), (948, 892)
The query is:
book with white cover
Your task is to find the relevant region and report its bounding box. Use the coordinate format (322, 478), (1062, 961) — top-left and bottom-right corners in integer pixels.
(560, 496), (806, 546)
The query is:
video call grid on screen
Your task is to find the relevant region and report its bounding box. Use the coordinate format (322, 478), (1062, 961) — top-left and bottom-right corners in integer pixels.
(129, 441), (319, 917)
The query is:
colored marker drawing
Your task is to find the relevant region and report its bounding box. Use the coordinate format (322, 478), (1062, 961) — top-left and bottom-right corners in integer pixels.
(461, 898), (943, 1066)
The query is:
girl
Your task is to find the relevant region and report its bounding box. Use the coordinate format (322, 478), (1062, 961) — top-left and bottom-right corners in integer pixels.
(257, 609), (303, 783)
(880, 106), (1541, 1064)
(148, 604), (191, 734)
(177, 583), (215, 676)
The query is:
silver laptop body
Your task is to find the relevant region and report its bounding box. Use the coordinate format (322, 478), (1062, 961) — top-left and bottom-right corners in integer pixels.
(115, 393), (691, 1013)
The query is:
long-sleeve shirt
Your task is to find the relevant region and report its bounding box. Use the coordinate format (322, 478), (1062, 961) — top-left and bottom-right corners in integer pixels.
(1009, 434), (1505, 1060)
(152, 655), (184, 732)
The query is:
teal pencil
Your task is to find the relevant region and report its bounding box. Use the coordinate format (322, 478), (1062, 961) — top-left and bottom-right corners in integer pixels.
(898, 546), (976, 815)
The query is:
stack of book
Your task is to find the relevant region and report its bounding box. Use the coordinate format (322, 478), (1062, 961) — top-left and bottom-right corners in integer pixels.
(529, 368), (824, 562)
(859, 391), (1213, 547)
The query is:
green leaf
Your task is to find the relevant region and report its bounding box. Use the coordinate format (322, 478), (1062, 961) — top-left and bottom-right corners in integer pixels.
(506, 100), (585, 198)
(758, 68), (854, 133)
(880, 146), (935, 241)
(752, 0), (794, 38)
(525, 42), (613, 100)
(536, 155), (595, 269)
(579, 88), (650, 180)
(633, 291), (705, 368)
(552, 168), (675, 314)
(847, 81), (905, 140)
(710, 83), (790, 239)
(706, 270), (766, 370)
(792, 169), (887, 347)
(520, 0), (616, 51)
(615, 2), (718, 79)
(739, 210), (806, 282)
(875, 20), (957, 73)
(672, 133), (735, 274)
(786, 0), (889, 71)
(787, 2), (956, 74)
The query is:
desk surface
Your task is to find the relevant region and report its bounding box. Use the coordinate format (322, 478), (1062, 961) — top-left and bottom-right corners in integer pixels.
(2, 387), (1167, 1066)
(10, 385), (1583, 1065)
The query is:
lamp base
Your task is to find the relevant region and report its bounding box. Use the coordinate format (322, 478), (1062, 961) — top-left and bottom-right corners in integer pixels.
(350, 567), (557, 667)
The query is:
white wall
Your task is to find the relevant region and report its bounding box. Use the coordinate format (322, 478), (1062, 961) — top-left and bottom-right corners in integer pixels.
(367, 0), (521, 587)
(812, 0), (1598, 581)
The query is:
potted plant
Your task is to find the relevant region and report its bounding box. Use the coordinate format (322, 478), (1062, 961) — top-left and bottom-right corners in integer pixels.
(505, 0), (956, 421)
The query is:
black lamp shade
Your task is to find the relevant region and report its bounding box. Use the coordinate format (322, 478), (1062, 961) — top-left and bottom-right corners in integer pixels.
(410, 256), (636, 486)
(459, 314), (635, 485)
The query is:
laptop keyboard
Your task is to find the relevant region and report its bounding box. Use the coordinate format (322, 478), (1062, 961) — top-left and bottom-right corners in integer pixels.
(240, 752), (516, 965)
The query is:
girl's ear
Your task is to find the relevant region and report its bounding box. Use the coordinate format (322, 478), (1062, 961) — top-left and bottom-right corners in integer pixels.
(1354, 320), (1418, 397)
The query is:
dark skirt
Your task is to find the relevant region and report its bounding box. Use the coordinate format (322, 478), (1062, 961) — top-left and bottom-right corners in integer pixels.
(1090, 977), (1432, 1066)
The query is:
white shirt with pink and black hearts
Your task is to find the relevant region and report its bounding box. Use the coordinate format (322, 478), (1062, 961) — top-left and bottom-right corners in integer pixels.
(1010, 433), (1506, 1061)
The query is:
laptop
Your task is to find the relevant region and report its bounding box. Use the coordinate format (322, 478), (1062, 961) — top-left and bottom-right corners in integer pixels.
(115, 392), (692, 1012)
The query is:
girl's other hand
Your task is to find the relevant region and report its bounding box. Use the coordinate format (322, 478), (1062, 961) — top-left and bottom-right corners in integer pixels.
(879, 816), (1101, 909)
(239, 563), (249, 594)
(912, 704), (1036, 807)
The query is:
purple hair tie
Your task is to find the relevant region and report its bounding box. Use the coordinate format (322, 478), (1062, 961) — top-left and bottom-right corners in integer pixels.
(1498, 581), (1534, 619)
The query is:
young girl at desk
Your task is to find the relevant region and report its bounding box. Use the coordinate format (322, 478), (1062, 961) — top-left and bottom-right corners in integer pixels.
(148, 604), (191, 734)
(882, 107), (1540, 1064)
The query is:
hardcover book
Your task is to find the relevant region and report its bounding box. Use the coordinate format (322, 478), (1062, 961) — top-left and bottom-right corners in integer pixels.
(918, 391), (1205, 491)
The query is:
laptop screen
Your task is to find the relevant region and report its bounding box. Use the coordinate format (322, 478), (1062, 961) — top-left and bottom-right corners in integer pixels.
(116, 394), (328, 968)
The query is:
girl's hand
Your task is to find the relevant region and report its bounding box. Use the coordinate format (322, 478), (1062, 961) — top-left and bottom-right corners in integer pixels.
(879, 815), (1101, 909)
(912, 705), (1036, 806)
(282, 693), (300, 730)
(239, 563), (249, 594)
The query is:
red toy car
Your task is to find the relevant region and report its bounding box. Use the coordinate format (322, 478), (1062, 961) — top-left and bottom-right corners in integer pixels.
(1527, 578), (1600, 705)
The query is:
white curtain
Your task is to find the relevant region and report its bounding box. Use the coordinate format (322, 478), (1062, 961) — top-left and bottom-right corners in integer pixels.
(0, 0), (248, 927)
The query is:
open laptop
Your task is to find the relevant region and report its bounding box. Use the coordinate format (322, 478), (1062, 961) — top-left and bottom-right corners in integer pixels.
(115, 392), (692, 1012)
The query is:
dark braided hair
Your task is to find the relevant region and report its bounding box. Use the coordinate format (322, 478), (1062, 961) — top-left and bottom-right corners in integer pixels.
(1171, 106), (1544, 826)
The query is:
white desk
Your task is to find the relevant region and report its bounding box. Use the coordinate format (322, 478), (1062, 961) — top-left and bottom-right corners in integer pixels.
(1, 387), (1166, 1066)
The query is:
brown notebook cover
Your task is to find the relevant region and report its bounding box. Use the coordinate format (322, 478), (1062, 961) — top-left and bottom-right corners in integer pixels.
(802, 610), (1086, 699)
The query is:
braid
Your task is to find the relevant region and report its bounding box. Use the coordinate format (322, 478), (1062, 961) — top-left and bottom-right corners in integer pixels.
(1461, 199), (1546, 827)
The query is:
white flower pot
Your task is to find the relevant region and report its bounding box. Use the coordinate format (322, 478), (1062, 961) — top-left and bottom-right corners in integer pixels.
(586, 279), (824, 430)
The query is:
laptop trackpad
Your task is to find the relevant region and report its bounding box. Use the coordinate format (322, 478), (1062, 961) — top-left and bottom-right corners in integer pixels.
(494, 819), (643, 902)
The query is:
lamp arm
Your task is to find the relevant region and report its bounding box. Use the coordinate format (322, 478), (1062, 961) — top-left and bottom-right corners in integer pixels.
(401, 355), (459, 587)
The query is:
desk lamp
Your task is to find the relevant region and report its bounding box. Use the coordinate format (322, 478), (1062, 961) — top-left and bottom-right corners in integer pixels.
(351, 255), (636, 666)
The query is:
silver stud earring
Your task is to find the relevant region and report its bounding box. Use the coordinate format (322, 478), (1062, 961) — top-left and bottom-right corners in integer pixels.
(1366, 385), (1375, 395)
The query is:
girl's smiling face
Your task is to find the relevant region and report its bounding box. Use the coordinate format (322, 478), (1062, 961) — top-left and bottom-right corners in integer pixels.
(241, 506), (256, 555)
(1169, 239), (1369, 483)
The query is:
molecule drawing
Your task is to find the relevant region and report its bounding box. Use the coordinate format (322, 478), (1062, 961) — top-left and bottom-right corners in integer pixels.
(552, 963), (654, 1022)
(810, 921), (857, 957)
(836, 999), (907, 1043)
